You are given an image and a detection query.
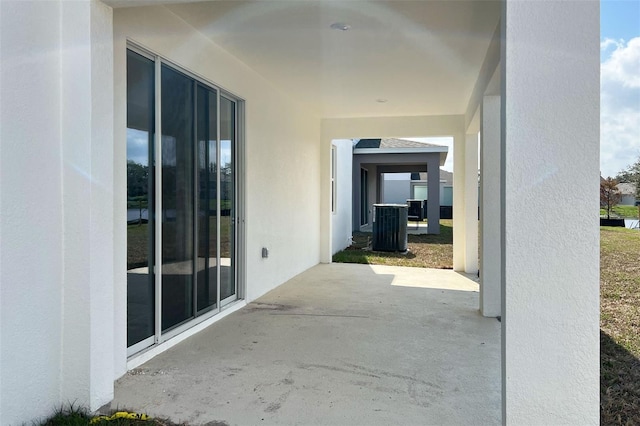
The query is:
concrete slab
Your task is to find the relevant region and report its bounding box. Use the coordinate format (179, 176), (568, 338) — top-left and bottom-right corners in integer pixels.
(111, 263), (500, 425)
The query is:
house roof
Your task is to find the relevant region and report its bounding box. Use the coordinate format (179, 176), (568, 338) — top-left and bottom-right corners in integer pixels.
(355, 138), (444, 150)
(617, 182), (636, 196)
(353, 138), (449, 167)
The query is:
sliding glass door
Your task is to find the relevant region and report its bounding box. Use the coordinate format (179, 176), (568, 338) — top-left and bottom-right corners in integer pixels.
(126, 47), (240, 355)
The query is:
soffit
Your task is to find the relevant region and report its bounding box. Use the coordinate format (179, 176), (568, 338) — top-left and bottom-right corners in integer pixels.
(110, 0), (501, 119)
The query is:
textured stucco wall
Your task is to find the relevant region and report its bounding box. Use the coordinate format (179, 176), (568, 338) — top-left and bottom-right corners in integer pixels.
(0, 3), (64, 424)
(331, 140), (353, 254)
(501, 0), (600, 423)
(0, 1), (114, 423)
(480, 95), (501, 317)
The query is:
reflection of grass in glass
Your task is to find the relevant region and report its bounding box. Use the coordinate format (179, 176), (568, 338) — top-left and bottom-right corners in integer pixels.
(208, 199), (232, 211)
(127, 223), (149, 269)
(128, 215), (233, 269)
(127, 195), (149, 209)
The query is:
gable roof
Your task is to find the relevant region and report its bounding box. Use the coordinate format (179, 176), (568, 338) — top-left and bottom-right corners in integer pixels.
(355, 138), (444, 149)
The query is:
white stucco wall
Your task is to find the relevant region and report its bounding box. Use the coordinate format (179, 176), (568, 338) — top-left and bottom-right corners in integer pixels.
(113, 3), (322, 366)
(502, 1), (600, 423)
(0, 3), (64, 424)
(331, 140), (353, 254)
(1, 1), (114, 423)
(480, 95), (501, 317)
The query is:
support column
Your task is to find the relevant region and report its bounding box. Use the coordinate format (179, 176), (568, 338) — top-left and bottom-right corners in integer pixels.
(464, 133), (479, 274)
(426, 156), (440, 234)
(502, 0), (599, 423)
(320, 138), (332, 262)
(452, 133), (466, 271)
(60, 0), (114, 411)
(480, 95), (501, 317)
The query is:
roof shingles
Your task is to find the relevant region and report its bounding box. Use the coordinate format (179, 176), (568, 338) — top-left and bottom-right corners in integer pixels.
(355, 138), (444, 149)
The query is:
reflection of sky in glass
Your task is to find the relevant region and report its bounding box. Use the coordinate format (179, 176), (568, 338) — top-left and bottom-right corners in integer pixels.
(127, 128), (149, 166)
(221, 140), (231, 167)
(128, 129), (232, 169)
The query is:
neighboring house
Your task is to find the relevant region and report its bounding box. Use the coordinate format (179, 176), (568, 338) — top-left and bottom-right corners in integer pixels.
(617, 182), (638, 205)
(352, 138), (447, 235)
(382, 169), (454, 207)
(0, 2), (600, 425)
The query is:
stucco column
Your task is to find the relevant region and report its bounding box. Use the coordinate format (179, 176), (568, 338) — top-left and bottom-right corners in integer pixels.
(464, 133), (479, 274)
(60, 0), (115, 411)
(452, 133), (466, 271)
(320, 139), (332, 263)
(480, 96), (501, 317)
(427, 156), (440, 234)
(502, 1), (600, 424)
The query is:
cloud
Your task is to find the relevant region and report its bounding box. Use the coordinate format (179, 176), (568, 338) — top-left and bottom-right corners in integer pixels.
(600, 37), (640, 178)
(601, 37), (620, 51)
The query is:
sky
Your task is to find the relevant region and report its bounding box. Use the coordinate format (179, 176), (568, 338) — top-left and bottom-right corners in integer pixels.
(406, 1), (639, 178)
(600, 0), (640, 178)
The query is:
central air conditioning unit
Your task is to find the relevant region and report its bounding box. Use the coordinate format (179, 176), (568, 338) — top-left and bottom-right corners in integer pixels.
(372, 204), (408, 252)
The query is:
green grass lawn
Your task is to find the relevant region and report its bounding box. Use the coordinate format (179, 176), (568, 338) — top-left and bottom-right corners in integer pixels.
(601, 205), (640, 218)
(600, 226), (640, 424)
(332, 219), (453, 269)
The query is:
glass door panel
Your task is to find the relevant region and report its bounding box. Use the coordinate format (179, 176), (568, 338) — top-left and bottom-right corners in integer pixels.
(196, 85), (218, 313)
(220, 97), (236, 303)
(161, 65), (195, 332)
(126, 50), (155, 349)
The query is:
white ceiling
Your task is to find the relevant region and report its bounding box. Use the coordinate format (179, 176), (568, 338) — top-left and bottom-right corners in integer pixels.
(111, 1), (501, 119)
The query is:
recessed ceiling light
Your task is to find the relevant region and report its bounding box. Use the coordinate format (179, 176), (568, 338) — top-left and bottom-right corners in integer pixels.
(330, 22), (351, 31)
(376, 98), (388, 103)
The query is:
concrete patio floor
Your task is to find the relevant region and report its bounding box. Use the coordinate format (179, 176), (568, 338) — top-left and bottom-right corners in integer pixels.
(110, 263), (501, 426)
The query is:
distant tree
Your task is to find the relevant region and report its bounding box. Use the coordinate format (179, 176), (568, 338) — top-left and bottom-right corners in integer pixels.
(127, 160), (149, 225)
(615, 157), (640, 199)
(600, 177), (622, 219)
(127, 160), (149, 198)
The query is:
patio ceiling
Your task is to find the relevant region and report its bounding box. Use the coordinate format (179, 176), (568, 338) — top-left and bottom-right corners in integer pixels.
(107, 0), (502, 119)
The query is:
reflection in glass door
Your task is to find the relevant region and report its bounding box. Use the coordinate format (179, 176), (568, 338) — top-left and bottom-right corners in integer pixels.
(126, 47), (240, 354)
(196, 85), (218, 313)
(126, 50), (155, 351)
(220, 97), (236, 304)
(160, 65), (195, 332)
